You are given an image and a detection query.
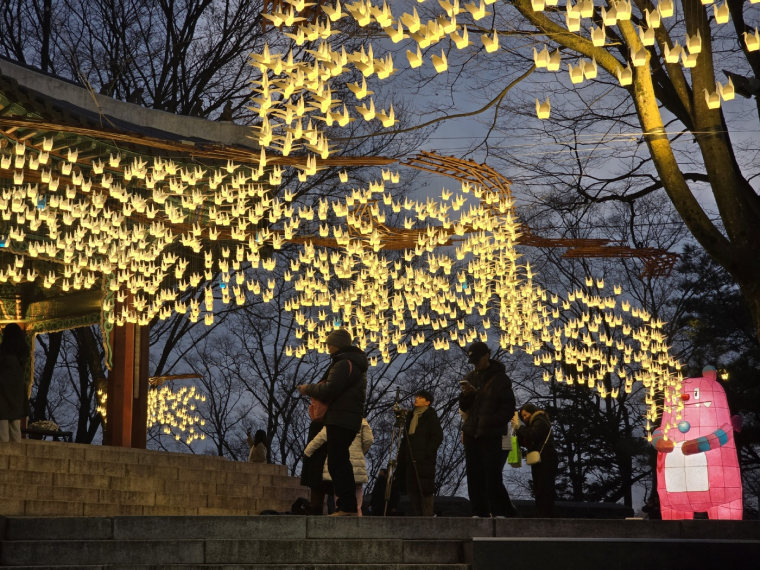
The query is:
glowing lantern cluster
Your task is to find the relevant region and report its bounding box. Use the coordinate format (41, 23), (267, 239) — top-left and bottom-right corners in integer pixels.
(532, 278), (683, 433)
(0, 134), (684, 442)
(246, 0), (745, 133)
(0, 136), (311, 326)
(148, 385), (206, 444)
(282, 176), (546, 363)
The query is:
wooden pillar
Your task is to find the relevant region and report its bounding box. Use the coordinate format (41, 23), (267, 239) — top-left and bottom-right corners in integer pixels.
(106, 323), (149, 448)
(107, 322), (134, 447)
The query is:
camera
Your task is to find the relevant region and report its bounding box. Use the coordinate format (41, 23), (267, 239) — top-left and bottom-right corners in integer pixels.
(391, 388), (410, 428)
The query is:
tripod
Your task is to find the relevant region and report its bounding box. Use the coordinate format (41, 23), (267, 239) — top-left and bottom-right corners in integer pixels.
(384, 389), (430, 516)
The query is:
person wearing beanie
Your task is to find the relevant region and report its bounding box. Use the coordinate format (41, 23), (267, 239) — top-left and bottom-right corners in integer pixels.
(459, 341), (518, 518)
(298, 329), (368, 516)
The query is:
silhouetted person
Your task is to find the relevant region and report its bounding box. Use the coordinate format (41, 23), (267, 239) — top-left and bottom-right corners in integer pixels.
(298, 329), (368, 516)
(0, 324), (30, 443)
(397, 390), (443, 516)
(514, 403), (557, 518)
(247, 429), (268, 463)
(459, 341), (517, 518)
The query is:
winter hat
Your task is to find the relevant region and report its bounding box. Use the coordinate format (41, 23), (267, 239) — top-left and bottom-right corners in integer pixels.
(467, 341), (490, 364)
(325, 328), (353, 349)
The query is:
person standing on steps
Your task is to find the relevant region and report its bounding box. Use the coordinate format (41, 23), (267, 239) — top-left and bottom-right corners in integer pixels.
(459, 341), (518, 518)
(0, 324), (30, 443)
(514, 403), (557, 518)
(304, 417), (374, 515)
(298, 328), (368, 517)
(396, 390), (444, 516)
(247, 429), (268, 463)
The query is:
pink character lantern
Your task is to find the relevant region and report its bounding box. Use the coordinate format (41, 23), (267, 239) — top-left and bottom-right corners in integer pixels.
(652, 366), (743, 519)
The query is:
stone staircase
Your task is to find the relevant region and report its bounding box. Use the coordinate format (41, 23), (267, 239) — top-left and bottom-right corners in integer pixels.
(0, 516), (471, 569)
(0, 440), (305, 516)
(0, 516), (758, 569)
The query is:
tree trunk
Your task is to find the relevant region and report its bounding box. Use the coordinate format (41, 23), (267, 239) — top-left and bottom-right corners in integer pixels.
(32, 331), (62, 423)
(74, 327), (107, 444)
(40, 0), (52, 72)
(75, 326), (108, 392)
(75, 339), (90, 443)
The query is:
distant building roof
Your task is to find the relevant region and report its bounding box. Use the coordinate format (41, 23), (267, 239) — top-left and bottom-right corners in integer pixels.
(0, 56), (258, 150)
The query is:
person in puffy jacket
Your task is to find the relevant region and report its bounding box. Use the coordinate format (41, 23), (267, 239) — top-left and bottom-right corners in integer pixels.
(514, 403), (557, 518)
(298, 328), (368, 516)
(459, 341), (517, 518)
(304, 417), (374, 515)
(0, 324), (30, 443)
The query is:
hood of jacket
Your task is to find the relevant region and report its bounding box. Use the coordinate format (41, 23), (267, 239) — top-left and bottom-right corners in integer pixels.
(333, 345), (369, 373)
(529, 410), (550, 426)
(468, 358), (507, 387)
(483, 358), (506, 378)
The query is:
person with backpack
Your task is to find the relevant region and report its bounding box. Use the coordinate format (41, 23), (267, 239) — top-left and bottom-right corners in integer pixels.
(459, 341), (518, 518)
(0, 324), (30, 443)
(298, 328), (368, 516)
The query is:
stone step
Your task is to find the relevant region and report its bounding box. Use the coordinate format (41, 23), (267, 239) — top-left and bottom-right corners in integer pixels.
(0, 455), (290, 488)
(0, 496), (297, 517)
(7, 516), (758, 542)
(0, 465), (305, 497)
(2, 452), (285, 481)
(3, 563), (470, 570)
(0, 466), (298, 495)
(0, 539), (464, 566)
(466, 537), (760, 570)
(0, 441), (289, 477)
(2, 517), (496, 542)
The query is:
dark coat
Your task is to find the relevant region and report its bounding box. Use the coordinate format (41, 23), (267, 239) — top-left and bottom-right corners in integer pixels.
(516, 411), (557, 464)
(458, 359), (516, 439)
(303, 346), (368, 433)
(0, 352), (28, 421)
(397, 407), (444, 496)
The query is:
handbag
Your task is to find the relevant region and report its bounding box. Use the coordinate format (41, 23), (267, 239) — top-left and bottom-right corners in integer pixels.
(526, 427), (552, 466)
(308, 360), (353, 422)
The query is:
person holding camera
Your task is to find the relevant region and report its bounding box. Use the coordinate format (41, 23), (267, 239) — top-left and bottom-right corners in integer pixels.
(459, 341), (517, 518)
(513, 403), (557, 518)
(297, 328), (368, 516)
(396, 390), (443, 517)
